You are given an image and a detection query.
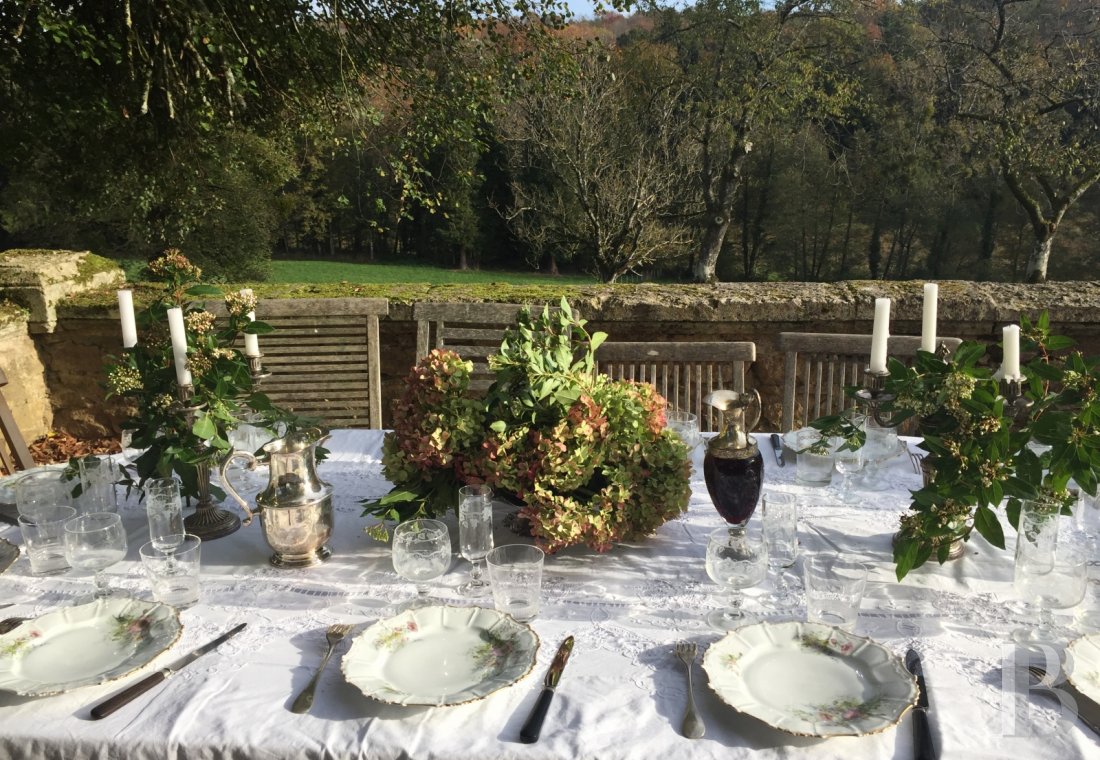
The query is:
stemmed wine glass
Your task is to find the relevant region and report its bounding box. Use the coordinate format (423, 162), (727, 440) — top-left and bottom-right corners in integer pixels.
(833, 441), (864, 504)
(705, 527), (768, 629)
(761, 492), (799, 608)
(1014, 542), (1088, 644)
(144, 478), (184, 551)
(458, 485), (494, 596)
(392, 518), (452, 608)
(63, 512), (128, 600)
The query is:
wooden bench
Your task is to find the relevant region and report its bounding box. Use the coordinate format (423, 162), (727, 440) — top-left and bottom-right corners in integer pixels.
(779, 332), (962, 431)
(247, 298), (388, 428)
(595, 341), (756, 432)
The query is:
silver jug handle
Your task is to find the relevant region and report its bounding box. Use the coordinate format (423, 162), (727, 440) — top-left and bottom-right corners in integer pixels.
(746, 388), (763, 432)
(220, 450), (258, 527)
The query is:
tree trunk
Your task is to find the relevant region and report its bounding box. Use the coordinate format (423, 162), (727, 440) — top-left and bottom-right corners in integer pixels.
(693, 218), (730, 283)
(458, 248), (469, 270)
(1025, 234), (1053, 283)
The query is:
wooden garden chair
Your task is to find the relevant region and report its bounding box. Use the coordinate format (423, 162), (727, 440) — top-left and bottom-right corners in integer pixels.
(778, 332), (962, 432)
(0, 367), (34, 474)
(595, 341), (757, 432)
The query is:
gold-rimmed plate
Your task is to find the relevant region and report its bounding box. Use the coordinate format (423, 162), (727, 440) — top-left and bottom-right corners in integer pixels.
(341, 605), (539, 706)
(0, 597), (182, 696)
(1067, 633), (1100, 702)
(702, 620), (918, 737)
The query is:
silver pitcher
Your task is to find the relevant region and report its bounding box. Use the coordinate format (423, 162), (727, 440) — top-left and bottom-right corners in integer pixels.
(221, 427), (333, 568)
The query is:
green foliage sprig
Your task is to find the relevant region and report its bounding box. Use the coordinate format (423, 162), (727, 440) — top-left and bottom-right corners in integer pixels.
(361, 298), (691, 551)
(811, 312), (1100, 580)
(104, 250), (313, 499)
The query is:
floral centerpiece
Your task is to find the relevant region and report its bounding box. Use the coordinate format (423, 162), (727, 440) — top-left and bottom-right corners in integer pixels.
(362, 300), (691, 552)
(105, 250), (311, 500)
(811, 313), (1100, 579)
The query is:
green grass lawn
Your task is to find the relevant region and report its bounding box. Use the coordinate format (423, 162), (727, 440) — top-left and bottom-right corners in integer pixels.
(271, 260), (596, 285)
(120, 258), (597, 285)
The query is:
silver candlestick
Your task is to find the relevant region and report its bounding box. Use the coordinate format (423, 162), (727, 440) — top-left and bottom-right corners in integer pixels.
(1000, 376), (1034, 429)
(854, 368), (908, 429)
(247, 353), (272, 384)
(176, 384), (242, 540)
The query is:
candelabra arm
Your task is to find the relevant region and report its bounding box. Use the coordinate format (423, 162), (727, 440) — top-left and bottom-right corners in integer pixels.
(855, 369), (910, 429)
(1000, 377), (1034, 430)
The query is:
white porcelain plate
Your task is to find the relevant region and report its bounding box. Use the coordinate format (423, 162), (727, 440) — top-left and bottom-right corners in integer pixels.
(1067, 633), (1100, 701)
(0, 536), (17, 575)
(702, 620), (918, 737)
(0, 597), (182, 696)
(342, 605), (539, 706)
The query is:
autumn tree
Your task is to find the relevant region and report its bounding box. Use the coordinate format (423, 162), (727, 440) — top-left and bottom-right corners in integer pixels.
(922, 0), (1100, 283)
(499, 40), (694, 282)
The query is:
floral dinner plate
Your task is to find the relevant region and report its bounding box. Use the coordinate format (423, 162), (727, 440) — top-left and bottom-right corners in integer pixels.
(0, 597), (182, 696)
(1067, 633), (1100, 701)
(702, 620), (918, 737)
(341, 605), (539, 706)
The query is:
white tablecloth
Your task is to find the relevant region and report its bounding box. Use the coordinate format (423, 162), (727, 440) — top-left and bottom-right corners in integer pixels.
(0, 430), (1097, 759)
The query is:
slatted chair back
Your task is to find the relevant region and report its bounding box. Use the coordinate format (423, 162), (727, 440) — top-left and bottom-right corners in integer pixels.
(595, 341), (757, 432)
(413, 302), (563, 392)
(778, 332), (962, 432)
(0, 367), (35, 474)
(237, 298), (388, 428)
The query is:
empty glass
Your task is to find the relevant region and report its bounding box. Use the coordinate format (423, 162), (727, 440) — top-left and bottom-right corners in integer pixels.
(1015, 532), (1088, 644)
(18, 505), (76, 575)
(761, 492), (799, 607)
(705, 527), (768, 629)
(792, 428), (833, 486)
(140, 534), (202, 608)
(666, 410), (702, 451)
(63, 512), (128, 600)
(74, 455), (118, 513)
(804, 555), (868, 632)
(144, 478), (185, 551)
(833, 442), (864, 504)
(486, 544), (545, 622)
(458, 485), (494, 596)
(15, 470), (71, 518)
(392, 518), (452, 607)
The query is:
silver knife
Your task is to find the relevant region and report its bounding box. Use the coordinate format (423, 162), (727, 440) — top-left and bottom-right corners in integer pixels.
(905, 648), (938, 760)
(519, 636), (574, 743)
(90, 622), (247, 719)
(770, 433), (786, 467)
(1031, 666), (1100, 738)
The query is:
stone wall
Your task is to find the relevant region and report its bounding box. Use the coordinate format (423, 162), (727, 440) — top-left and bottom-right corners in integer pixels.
(0, 310), (53, 444)
(4, 270), (1100, 439)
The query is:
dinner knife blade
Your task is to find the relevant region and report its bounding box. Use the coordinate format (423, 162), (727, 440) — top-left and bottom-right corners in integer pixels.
(905, 648), (938, 760)
(770, 434), (785, 467)
(519, 635), (574, 744)
(1032, 667), (1100, 738)
(90, 622), (247, 719)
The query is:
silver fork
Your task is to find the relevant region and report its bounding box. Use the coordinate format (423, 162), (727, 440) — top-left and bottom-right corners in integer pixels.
(291, 623), (352, 714)
(907, 445), (924, 475)
(675, 641), (705, 739)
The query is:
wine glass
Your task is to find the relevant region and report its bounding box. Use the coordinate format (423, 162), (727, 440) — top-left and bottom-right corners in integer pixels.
(761, 492), (799, 608)
(705, 527), (768, 629)
(63, 512), (128, 600)
(144, 478), (185, 551)
(392, 518), (452, 607)
(833, 441), (864, 504)
(1014, 541), (1088, 644)
(458, 485), (494, 596)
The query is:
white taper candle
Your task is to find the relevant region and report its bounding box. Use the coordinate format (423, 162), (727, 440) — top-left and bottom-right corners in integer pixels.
(241, 288), (260, 357)
(921, 283), (938, 353)
(117, 289), (138, 348)
(869, 298), (891, 373)
(166, 307), (193, 387)
(1002, 324), (1021, 380)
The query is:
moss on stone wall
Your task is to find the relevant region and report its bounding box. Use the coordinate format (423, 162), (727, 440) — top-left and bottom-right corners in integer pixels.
(0, 298), (29, 328)
(74, 253), (123, 285)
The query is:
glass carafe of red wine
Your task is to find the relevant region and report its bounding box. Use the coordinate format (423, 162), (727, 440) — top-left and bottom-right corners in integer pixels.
(703, 389), (764, 536)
